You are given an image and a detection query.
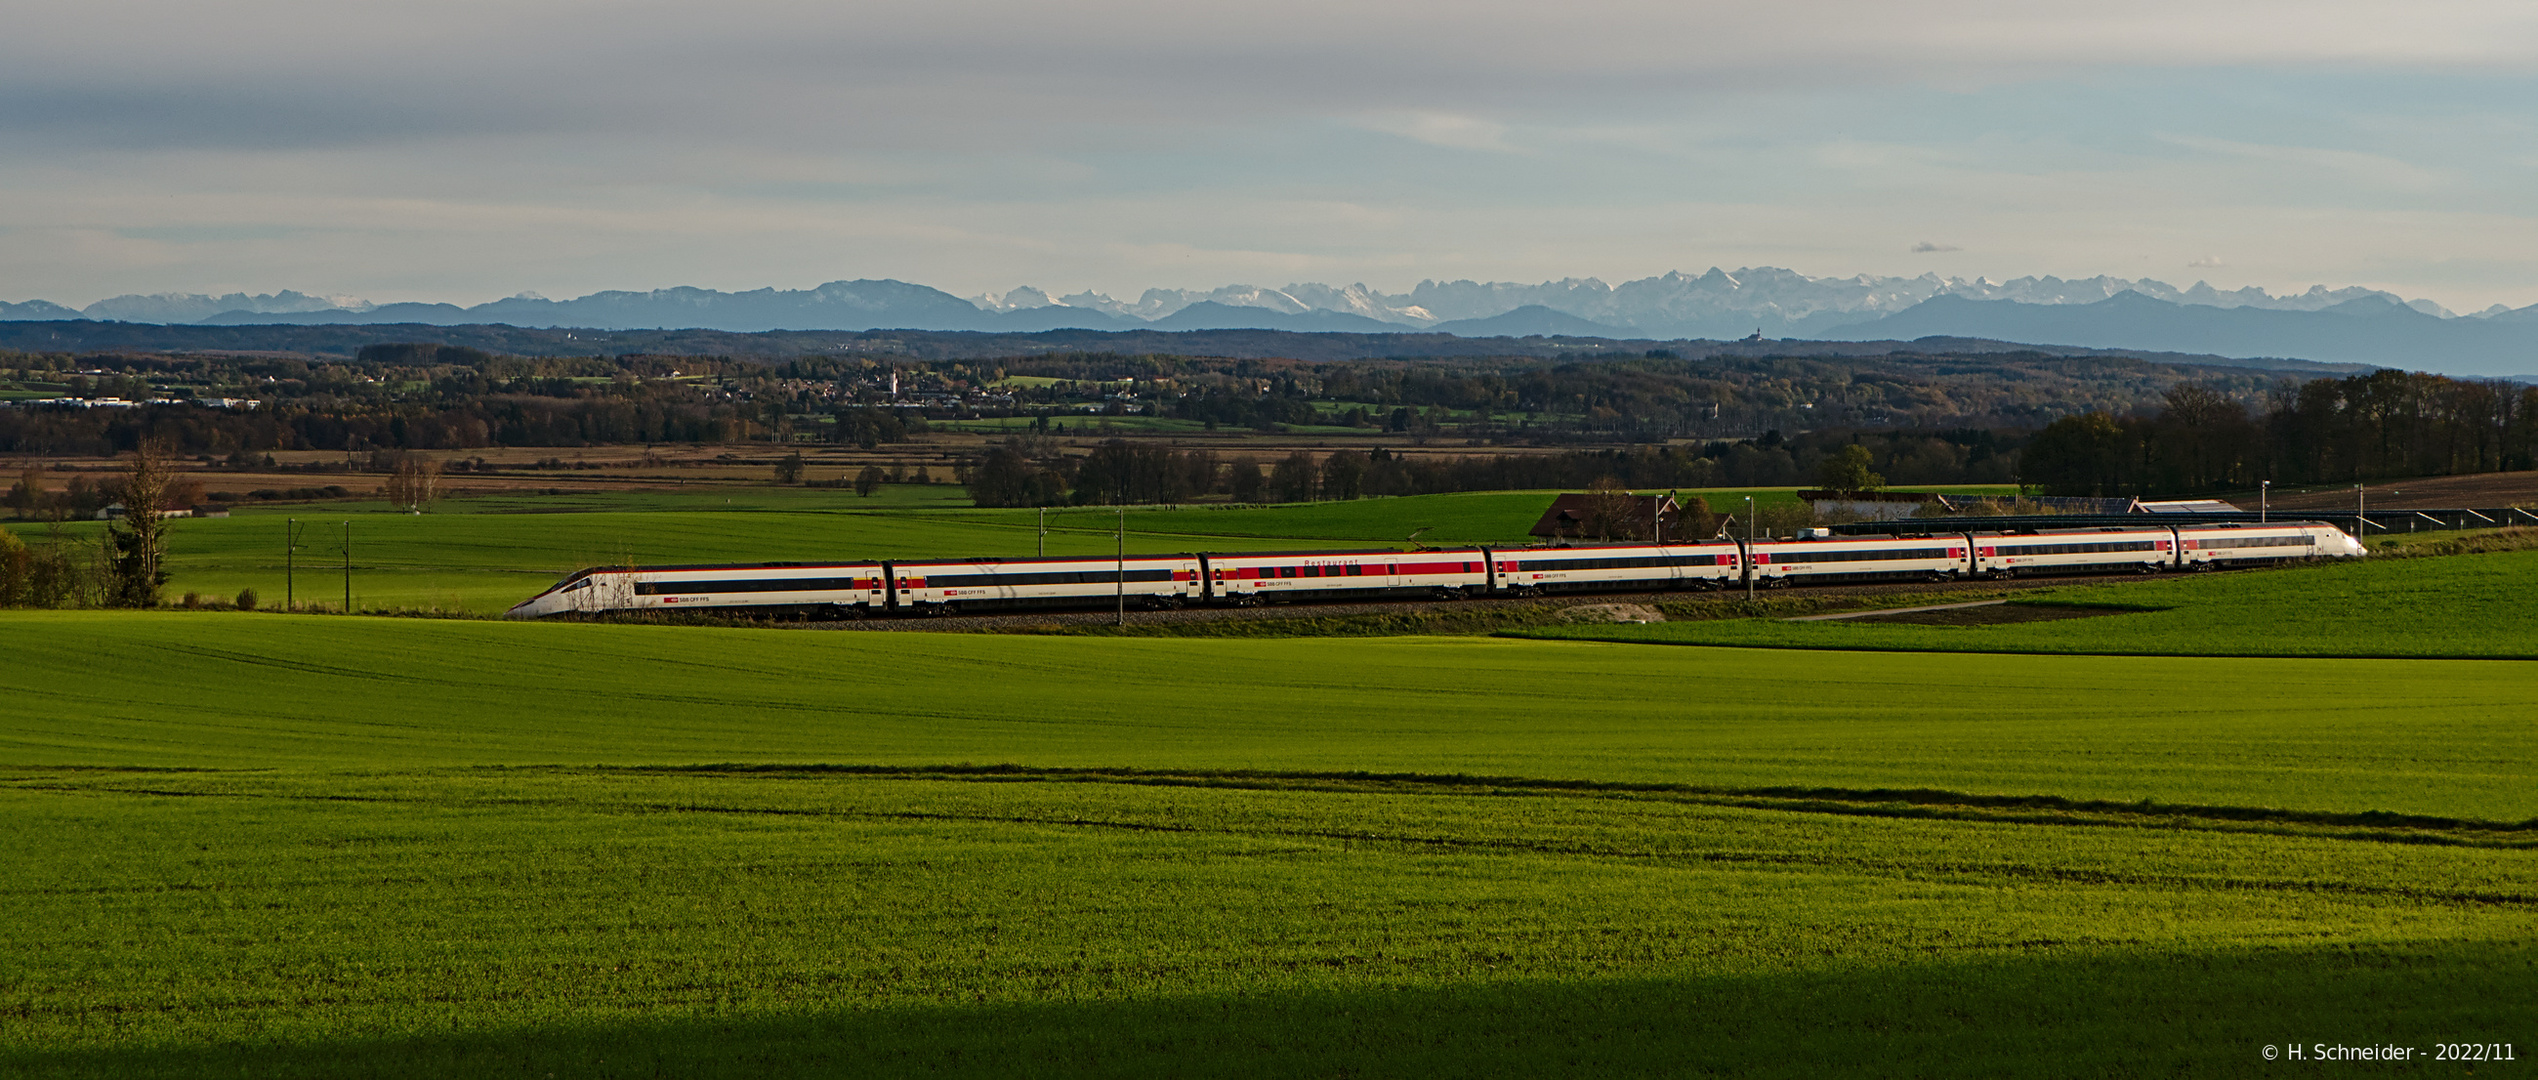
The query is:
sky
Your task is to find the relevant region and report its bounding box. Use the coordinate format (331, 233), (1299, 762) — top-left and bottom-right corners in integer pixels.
(5, 0), (2538, 310)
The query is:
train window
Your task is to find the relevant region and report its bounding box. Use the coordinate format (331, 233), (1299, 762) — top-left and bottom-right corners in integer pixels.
(1346, 564), (1364, 576)
(1280, 566), (1296, 578)
(1303, 566), (1323, 578)
(563, 579), (592, 593)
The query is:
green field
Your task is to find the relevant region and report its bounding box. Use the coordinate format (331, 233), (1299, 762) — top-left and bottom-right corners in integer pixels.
(2, 611), (2533, 1075)
(5, 488), (1857, 614)
(1525, 548), (2538, 659)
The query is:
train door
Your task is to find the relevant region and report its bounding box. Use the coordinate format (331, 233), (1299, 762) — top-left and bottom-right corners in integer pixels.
(881, 561), (898, 612)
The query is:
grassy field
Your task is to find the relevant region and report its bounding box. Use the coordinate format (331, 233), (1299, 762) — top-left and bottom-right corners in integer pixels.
(3, 488), (1855, 614)
(9, 612), (2536, 815)
(1, 611), (2532, 1075)
(1523, 548), (2538, 659)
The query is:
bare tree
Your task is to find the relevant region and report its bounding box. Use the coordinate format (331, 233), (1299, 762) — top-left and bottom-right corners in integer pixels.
(109, 439), (173, 607)
(4, 468), (43, 520)
(1580, 477), (1643, 541)
(385, 456), (443, 513)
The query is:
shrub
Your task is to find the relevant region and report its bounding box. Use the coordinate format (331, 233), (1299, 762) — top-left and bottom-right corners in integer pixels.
(236, 587), (259, 611)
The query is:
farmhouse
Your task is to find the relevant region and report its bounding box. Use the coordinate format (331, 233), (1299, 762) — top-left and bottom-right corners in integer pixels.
(1530, 492), (1682, 543)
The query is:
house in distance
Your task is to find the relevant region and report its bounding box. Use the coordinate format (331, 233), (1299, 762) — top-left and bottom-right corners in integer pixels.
(1530, 492), (1684, 543)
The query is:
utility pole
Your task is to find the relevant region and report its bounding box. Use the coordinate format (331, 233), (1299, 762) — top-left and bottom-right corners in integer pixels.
(1038, 507), (1046, 558)
(1115, 507), (1126, 627)
(285, 517), (298, 610)
(2260, 480), (2269, 524)
(2356, 483), (2365, 542)
(341, 520), (351, 614)
(1744, 495), (1756, 601)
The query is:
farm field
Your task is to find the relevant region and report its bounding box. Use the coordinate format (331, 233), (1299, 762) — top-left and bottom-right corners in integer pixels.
(2, 612), (2532, 1075)
(3, 487), (1885, 614)
(8, 612), (2536, 815)
(1523, 547), (2538, 659)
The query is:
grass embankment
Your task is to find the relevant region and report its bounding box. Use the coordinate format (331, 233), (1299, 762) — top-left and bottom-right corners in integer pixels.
(1521, 547), (2538, 659)
(2, 614), (2531, 1075)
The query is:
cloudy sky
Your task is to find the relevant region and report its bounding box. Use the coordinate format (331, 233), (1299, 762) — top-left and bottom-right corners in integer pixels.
(5, 0), (2537, 309)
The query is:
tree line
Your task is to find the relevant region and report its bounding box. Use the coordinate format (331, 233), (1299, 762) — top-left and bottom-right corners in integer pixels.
(5, 342), (2286, 453)
(960, 428), (2017, 508)
(2023, 371), (2538, 496)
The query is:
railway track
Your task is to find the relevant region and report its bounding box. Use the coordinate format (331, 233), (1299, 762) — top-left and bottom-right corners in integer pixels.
(803, 571), (2176, 633)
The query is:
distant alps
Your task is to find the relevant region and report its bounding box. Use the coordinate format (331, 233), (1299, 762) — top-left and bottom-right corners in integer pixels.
(7, 269), (2537, 375)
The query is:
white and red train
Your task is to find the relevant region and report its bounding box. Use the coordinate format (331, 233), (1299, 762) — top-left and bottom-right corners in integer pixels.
(507, 521), (2362, 619)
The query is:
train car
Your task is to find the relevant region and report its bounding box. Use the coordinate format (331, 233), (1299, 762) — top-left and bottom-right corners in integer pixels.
(1491, 542), (1741, 593)
(1203, 548), (1491, 604)
(508, 520), (2370, 620)
(2174, 522), (2362, 568)
(882, 554), (1202, 614)
(1969, 527), (2175, 577)
(1744, 533), (1968, 586)
(506, 561), (885, 619)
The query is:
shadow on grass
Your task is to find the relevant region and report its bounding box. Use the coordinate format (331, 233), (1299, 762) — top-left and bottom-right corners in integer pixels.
(12, 940), (2527, 1078)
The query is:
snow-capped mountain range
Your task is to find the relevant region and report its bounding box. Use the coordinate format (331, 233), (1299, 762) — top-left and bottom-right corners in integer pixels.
(9, 269), (2538, 375)
(3, 268), (2503, 339)
(966, 269), (2478, 337)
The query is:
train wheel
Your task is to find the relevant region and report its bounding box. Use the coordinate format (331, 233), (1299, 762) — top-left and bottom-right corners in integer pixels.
(937, 601), (961, 616)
